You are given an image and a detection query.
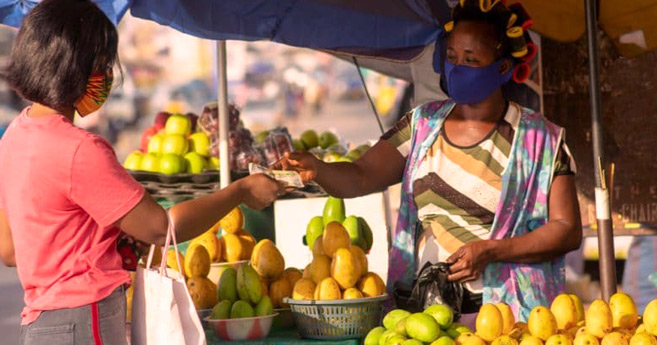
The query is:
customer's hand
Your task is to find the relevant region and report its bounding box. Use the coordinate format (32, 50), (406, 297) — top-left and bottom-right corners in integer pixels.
(281, 151), (321, 183)
(239, 174), (286, 210)
(446, 240), (494, 283)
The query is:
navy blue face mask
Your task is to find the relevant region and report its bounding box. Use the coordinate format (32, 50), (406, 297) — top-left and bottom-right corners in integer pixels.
(444, 59), (513, 105)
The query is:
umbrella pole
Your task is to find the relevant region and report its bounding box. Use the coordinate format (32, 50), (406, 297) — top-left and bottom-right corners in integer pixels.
(584, 0), (616, 301)
(217, 41), (230, 189)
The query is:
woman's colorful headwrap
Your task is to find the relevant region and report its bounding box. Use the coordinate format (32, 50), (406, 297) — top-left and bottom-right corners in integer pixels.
(443, 0), (537, 83)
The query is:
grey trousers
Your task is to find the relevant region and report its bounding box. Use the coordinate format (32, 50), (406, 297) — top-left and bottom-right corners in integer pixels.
(19, 287), (127, 345)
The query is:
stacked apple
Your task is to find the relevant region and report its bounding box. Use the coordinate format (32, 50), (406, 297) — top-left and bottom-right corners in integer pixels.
(123, 112), (217, 175)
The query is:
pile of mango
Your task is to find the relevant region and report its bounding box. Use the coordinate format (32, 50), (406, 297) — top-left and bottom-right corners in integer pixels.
(197, 207), (258, 264)
(365, 304), (466, 345)
(211, 239), (303, 319)
(292, 197), (385, 301)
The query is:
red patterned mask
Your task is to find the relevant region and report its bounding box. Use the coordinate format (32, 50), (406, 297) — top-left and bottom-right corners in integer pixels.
(74, 71), (113, 117)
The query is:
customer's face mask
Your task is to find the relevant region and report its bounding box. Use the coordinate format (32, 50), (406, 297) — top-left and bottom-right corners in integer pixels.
(75, 71), (113, 117)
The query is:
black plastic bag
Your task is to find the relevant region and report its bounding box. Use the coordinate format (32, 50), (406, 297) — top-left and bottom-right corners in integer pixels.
(393, 262), (464, 319)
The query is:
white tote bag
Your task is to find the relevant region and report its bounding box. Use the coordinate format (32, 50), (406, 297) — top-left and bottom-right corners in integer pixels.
(131, 215), (206, 345)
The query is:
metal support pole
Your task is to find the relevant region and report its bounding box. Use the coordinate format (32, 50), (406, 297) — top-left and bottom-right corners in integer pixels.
(585, 0), (616, 301)
(217, 41), (230, 189)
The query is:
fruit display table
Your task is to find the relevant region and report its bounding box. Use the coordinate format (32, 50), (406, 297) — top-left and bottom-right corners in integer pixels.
(206, 329), (359, 345)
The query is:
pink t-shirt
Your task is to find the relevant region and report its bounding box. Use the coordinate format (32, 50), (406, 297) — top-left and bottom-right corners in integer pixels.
(0, 108), (145, 325)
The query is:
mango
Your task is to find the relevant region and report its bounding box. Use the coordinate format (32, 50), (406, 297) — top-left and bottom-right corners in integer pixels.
(331, 248), (361, 289)
(300, 129), (319, 149)
(343, 288), (364, 300)
(255, 295), (274, 316)
(630, 333), (657, 345)
(190, 231), (220, 262)
(260, 279), (268, 296)
(312, 236), (325, 257)
(358, 272), (387, 297)
(365, 327), (386, 345)
(379, 330), (401, 345)
(395, 316), (409, 337)
(217, 267), (238, 303)
(546, 334), (573, 345)
(349, 245), (368, 275)
(496, 303), (516, 334)
(519, 335), (544, 345)
(552, 294), (579, 330)
(492, 335), (519, 345)
(236, 264), (262, 304)
(323, 196), (346, 226)
(455, 333), (487, 345)
(425, 304), (454, 330)
(231, 300), (255, 318)
(219, 207), (244, 234)
(570, 295), (585, 322)
(601, 332), (627, 345)
(302, 264), (311, 279)
(614, 327), (633, 342)
(477, 304), (504, 342)
(645, 300), (657, 336)
(222, 233), (245, 262)
(574, 332), (600, 345)
(187, 276), (218, 309)
(586, 300), (613, 338)
(314, 277), (342, 300)
(387, 335), (408, 345)
(269, 276), (292, 308)
(284, 267), (303, 288)
(251, 239), (285, 280)
(609, 292), (638, 330)
(322, 221), (351, 257)
(529, 305), (558, 341)
(210, 300), (232, 319)
(306, 216), (324, 251)
(358, 217), (374, 253)
(309, 254), (332, 284)
(430, 337), (456, 345)
(447, 323), (472, 339)
(292, 278), (316, 300)
(384, 310), (412, 330)
(184, 244), (211, 278)
(405, 340), (426, 345)
(166, 249), (186, 276)
(406, 312), (441, 343)
(344, 215), (367, 249)
(238, 231), (256, 260)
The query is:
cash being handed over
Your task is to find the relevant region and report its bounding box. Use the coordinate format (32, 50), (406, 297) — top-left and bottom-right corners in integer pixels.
(248, 162), (304, 189)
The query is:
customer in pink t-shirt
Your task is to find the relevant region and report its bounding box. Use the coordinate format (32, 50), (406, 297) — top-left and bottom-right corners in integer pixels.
(0, 1), (284, 344)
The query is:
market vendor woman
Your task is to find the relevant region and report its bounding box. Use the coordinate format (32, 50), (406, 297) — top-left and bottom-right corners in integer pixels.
(0, 0), (284, 344)
(285, 0), (582, 320)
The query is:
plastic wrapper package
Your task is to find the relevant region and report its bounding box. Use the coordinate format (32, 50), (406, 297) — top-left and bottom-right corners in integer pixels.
(263, 127), (294, 166)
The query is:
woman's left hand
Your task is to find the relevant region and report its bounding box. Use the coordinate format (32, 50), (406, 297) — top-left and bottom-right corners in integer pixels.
(446, 240), (495, 283)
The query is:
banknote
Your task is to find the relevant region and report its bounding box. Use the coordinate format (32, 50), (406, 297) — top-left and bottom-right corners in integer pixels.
(248, 163), (304, 189)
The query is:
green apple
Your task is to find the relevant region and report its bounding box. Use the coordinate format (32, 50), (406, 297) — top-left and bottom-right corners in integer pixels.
(254, 130), (270, 145)
(300, 129), (319, 149)
(188, 132), (210, 157)
(292, 139), (306, 151)
(323, 152), (341, 163)
(206, 156), (220, 170)
(159, 154), (185, 174)
(184, 152), (206, 174)
(424, 304), (453, 330)
(123, 151), (144, 170)
(164, 114), (192, 136)
(318, 131), (338, 149)
(161, 134), (189, 156)
(147, 134), (164, 154)
(140, 153), (160, 172)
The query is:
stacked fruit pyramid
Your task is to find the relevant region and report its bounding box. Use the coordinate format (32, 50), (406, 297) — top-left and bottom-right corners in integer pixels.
(364, 293), (657, 345)
(291, 196), (385, 301)
(124, 112), (218, 175)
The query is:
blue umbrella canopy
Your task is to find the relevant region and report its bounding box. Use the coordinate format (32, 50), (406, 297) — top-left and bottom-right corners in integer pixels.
(0, 0), (130, 27)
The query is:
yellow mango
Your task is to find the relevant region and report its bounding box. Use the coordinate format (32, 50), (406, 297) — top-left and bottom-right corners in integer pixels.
(322, 221), (351, 257)
(330, 248), (361, 290)
(496, 302), (516, 334)
(528, 305), (558, 341)
(309, 254), (331, 284)
(358, 272), (386, 297)
(476, 304), (504, 342)
(292, 278), (316, 300)
(551, 294), (579, 330)
(586, 300), (613, 339)
(251, 239), (285, 280)
(314, 277), (342, 300)
(610, 292), (638, 330)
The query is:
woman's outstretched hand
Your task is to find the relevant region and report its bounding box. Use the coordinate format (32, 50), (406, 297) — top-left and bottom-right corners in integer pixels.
(238, 173), (286, 210)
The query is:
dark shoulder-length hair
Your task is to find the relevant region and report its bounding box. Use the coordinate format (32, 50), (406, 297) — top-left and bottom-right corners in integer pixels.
(3, 0), (119, 111)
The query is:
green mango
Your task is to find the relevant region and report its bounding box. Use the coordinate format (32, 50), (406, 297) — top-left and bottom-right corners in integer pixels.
(306, 216), (324, 250)
(300, 130), (319, 149)
(230, 300), (255, 318)
(323, 196), (346, 226)
(343, 215), (366, 249)
(255, 296), (274, 316)
(358, 217), (374, 252)
(210, 300), (231, 319)
(292, 139), (306, 152)
(217, 267), (238, 303)
(236, 265), (262, 304)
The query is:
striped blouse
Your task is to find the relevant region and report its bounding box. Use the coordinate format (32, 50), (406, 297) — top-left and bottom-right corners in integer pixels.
(383, 102), (574, 293)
